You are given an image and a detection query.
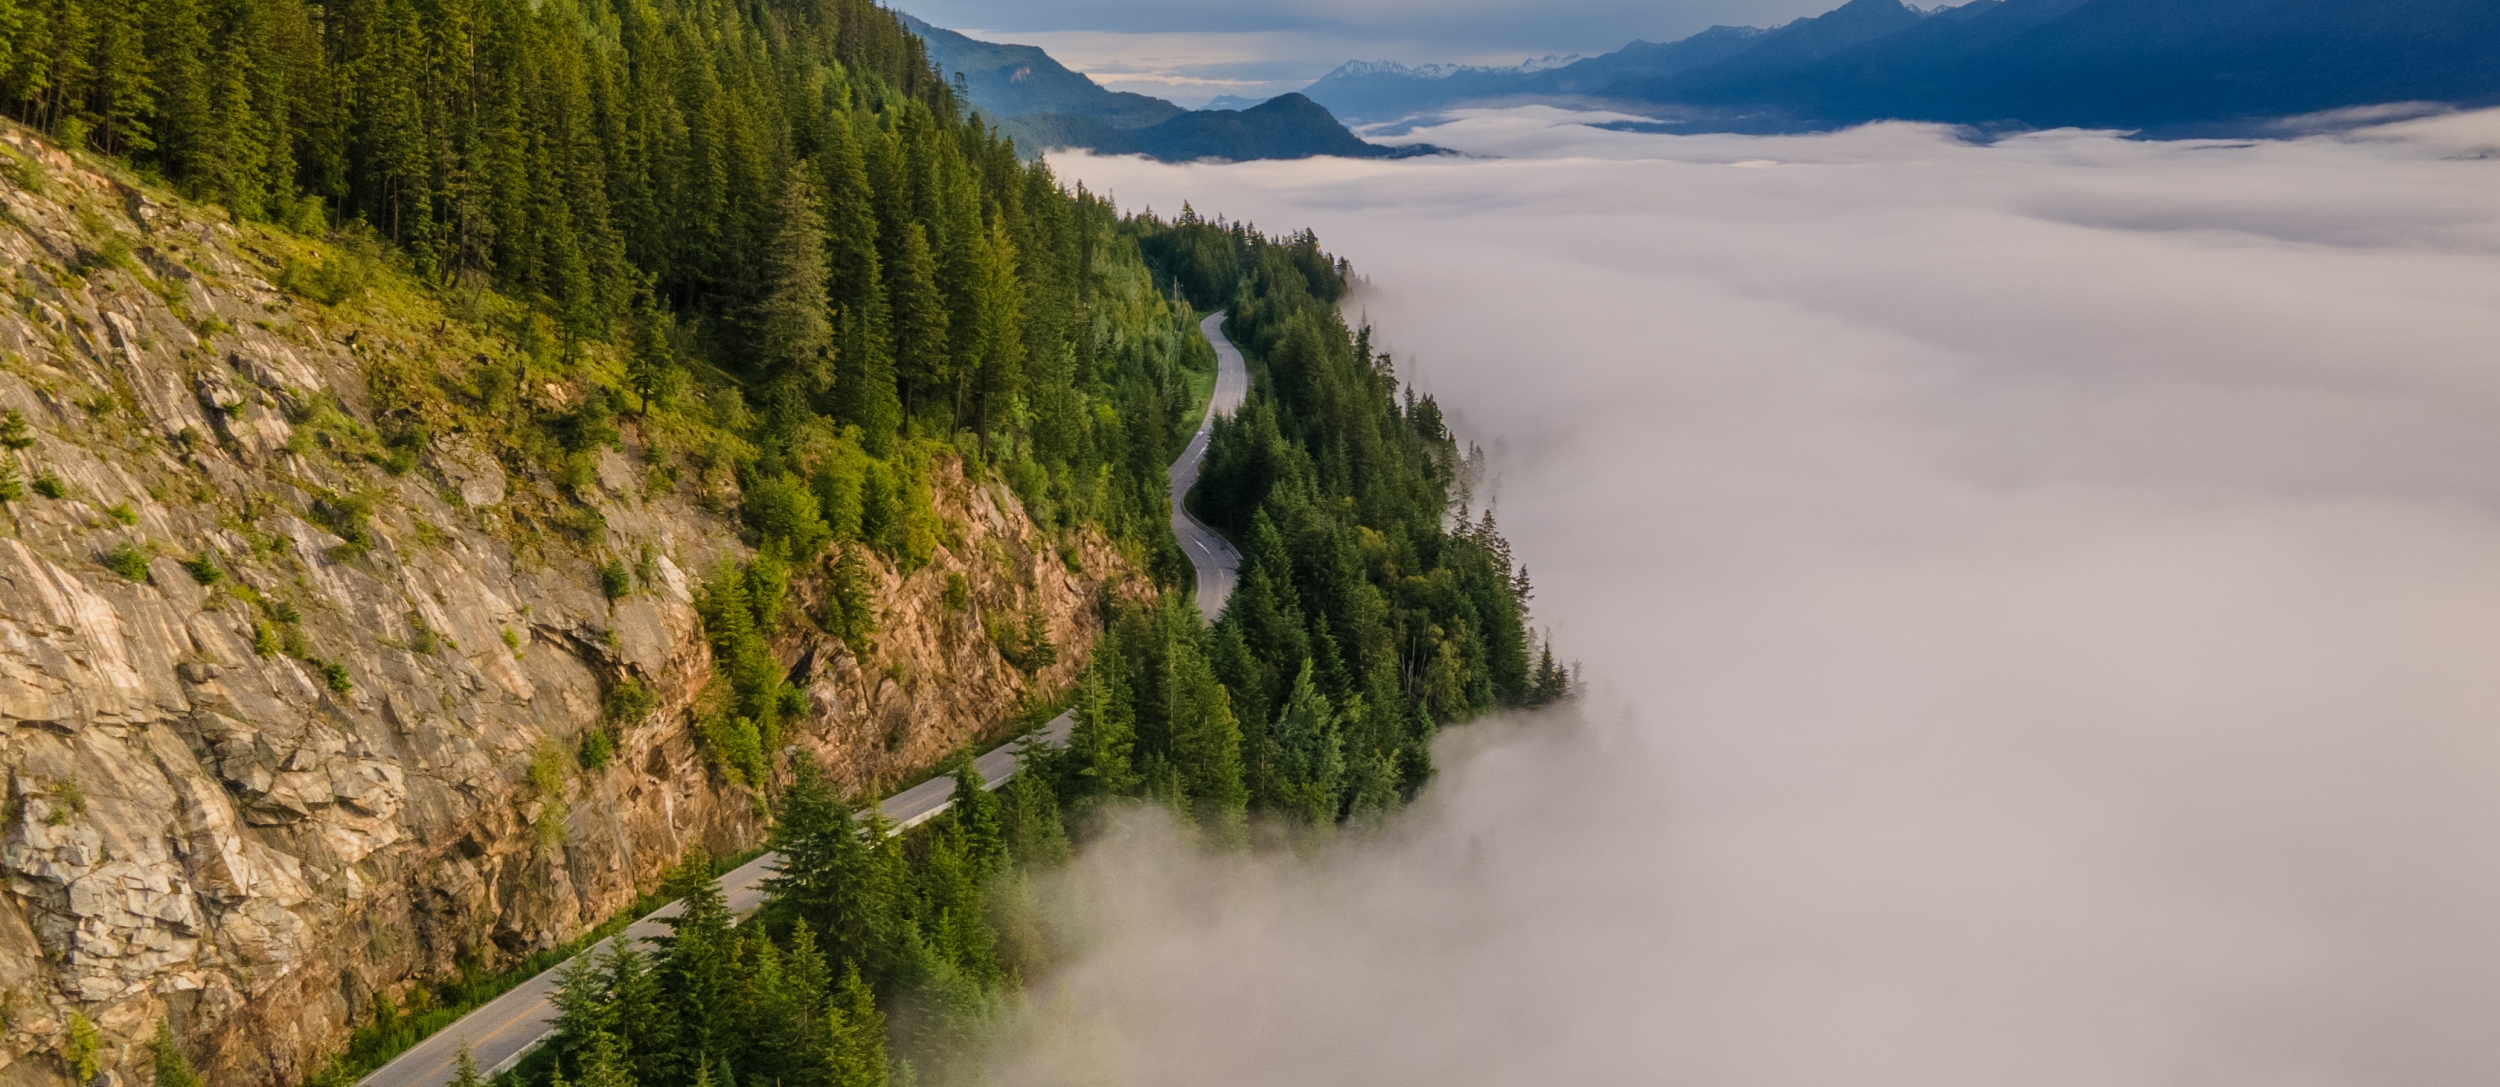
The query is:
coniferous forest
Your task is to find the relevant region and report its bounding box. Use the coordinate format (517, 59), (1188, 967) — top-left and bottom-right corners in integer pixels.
(0, 0), (1565, 1082)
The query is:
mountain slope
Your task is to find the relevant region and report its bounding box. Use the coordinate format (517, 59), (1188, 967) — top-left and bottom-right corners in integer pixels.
(1523, 27), (1770, 96)
(1606, 0), (2500, 131)
(1299, 28), (1767, 123)
(895, 21), (1420, 161)
(1124, 94), (1437, 161)
(1300, 59), (1577, 124)
(1661, 0), (1930, 93)
(900, 12), (1185, 129)
(0, 118), (1154, 1087)
(1305, 0), (2500, 135)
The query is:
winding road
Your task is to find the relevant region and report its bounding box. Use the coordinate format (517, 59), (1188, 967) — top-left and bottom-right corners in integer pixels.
(1172, 311), (1251, 622)
(359, 310), (1250, 1087)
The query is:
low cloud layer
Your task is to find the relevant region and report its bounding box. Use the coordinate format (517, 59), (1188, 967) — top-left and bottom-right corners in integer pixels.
(1000, 111), (2500, 1086)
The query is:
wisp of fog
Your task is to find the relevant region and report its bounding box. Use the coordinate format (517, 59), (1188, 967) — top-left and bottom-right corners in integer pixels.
(998, 109), (2500, 1086)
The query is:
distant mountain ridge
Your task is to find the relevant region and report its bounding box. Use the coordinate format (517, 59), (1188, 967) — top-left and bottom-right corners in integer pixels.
(1299, 0), (2500, 133)
(1004, 95), (1441, 162)
(901, 16), (1431, 162)
(899, 13), (1184, 129)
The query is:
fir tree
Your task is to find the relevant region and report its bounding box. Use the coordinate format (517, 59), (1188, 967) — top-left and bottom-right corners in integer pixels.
(1271, 659), (1345, 826)
(149, 1019), (204, 1087)
(624, 283), (679, 415)
(889, 221), (948, 428)
(449, 1042), (485, 1087)
(945, 756), (1007, 880)
(575, 1030), (638, 1087)
(1066, 653), (1139, 799)
(822, 965), (886, 1087)
(757, 162), (834, 405)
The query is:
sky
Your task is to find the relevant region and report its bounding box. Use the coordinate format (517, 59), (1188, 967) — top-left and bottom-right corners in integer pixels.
(891, 0), (1838, 106)
(969, 108), (2500, 1086)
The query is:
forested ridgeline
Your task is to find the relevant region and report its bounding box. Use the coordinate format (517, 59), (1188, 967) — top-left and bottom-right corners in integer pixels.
(0, 0), (1232, 787)
(0, 0), (1211, 561)
(470, 215), (1574, 1087)
(0, 0), (1567, 1081)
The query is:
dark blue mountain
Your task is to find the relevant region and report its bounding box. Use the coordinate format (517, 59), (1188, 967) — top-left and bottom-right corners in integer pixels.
(1299, 59), (1580, 124)
(1032, 94), (1442, 162)
(1308, 0), (2498, 134)
(899, 19), (1429, 161)
(1301, 29), (1769, 123)
(1521, 28), (1770, 96)
(1607, 0), (2500, 132)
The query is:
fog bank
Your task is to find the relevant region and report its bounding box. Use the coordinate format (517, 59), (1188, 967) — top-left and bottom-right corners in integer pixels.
(1006, 110), (2500, 1086)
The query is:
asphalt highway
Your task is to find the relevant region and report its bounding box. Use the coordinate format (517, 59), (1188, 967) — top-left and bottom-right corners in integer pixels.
(1171, 311), (1251, 622)
(360, 309), (1249, 1087)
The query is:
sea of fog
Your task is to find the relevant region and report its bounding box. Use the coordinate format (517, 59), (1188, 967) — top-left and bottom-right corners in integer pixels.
(1001, 108), (2500, 1086)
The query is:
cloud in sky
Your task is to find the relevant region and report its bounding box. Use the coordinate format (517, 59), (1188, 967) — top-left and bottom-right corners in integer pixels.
(980, 110), (2500, 1086)
(890, 0), (1836, 104)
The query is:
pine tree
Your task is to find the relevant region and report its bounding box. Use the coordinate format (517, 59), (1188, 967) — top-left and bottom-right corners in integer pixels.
(1000, 759), (1069, 868)
(658, 849), (741, 1068)
(1271, 659), (1344, 825)
(821, 112), (900, 448)
(945, 756), (1006, 879)
(624, 283), (679, 414)
(551, 948), (617, 1066)
(599, 944), (675, 1087)
(1162, 603), (1248, 845)
(783, 919), (833, 1021)
(576, 1029), (639, 1087)
(141, 0), (208, 180)
(150, 1019), (204, 1087)
(972, 209), (1027, 438)
(889, 221), (948, 429)
(1066, 654), (1138, 799)
(757, 162), (834, 403)
(449, 1042), (486, 1087)
(822, 965), (886, 1087)
(90, 0), (153, 155)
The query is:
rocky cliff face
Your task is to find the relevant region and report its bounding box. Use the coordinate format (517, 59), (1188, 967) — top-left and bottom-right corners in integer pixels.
(0, 127), (1130, 1086)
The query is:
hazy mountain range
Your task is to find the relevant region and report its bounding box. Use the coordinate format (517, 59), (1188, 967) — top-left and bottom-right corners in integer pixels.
(900, 14), (1428, 161)
(1303, 0), (2500, 133)
(905, 0), (2499, 158)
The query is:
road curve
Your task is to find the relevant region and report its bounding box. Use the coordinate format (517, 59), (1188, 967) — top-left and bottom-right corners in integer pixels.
(363, 309), (1252, 1087)
(1171, 311), (1251, 622)
(356, 714), (1072, 1087)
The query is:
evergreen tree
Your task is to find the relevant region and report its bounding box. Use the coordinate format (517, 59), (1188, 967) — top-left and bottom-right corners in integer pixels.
(945, 756), (1007, 880)
(89, 0), (151, 155)
(449, 1042), (485, 1087)
(1065, 652), (1138, 800)
(1160, 602), (1248, 845)
(888, 221), (948, 429)
(657, 849), (741, 1073)
(756, 162), (834, 408)
(971, 210), (1027, 437)
(763, 754), (907, 983)
(149, 1019), (204, 1087)
(822, 965), (886, 1087)
(575, 1029), (639, 1087)
(999, 759), (1069, 868)
(624, 284), (680, 415)
(1270, 659), (1345, 826)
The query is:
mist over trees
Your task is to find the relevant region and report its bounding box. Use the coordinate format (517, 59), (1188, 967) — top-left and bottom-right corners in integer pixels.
(525, 215), (1568, 1082)
(1, 0), (1568, 1080)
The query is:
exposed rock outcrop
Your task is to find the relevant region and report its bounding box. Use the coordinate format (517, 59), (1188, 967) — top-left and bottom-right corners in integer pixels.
(0, 126), (1130, 1086)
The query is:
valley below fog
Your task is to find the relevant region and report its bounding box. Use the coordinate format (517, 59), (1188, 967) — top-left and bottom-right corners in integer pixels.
(995, 109), (2500, 1086)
